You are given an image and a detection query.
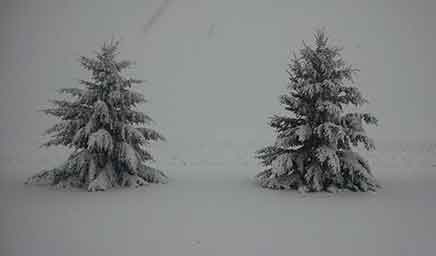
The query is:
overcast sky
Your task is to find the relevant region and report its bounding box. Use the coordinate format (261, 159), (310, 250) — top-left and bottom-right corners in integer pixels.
(1, 0), (436, 168)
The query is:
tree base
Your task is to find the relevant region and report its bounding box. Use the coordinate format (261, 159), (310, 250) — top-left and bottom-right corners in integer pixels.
(26, 165), (168, 192)
(255, 168), (379, 192)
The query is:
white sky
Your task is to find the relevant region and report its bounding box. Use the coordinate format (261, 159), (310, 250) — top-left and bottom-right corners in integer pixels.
(1, 0), (436, 160)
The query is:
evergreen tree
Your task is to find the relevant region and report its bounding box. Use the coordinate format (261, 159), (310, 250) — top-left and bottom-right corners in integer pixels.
(255, 30), (379, 192)
(26, 41), (168, 191)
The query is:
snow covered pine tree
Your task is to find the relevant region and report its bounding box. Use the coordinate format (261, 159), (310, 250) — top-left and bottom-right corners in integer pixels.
(26, 41), (168, 191)
(255, 30), (379, 192)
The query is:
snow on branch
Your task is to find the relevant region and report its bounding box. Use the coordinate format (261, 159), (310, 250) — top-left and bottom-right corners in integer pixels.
(88, 128), (114, 153)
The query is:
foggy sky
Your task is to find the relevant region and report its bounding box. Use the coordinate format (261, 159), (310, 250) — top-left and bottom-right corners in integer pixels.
(1, 0), (436, 173)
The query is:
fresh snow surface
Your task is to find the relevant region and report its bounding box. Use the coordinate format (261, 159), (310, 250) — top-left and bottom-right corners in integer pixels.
(1, 140), (436, 256)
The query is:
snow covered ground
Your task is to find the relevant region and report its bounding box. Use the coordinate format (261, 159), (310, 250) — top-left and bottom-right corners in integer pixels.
(1, 139), (436, 256)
